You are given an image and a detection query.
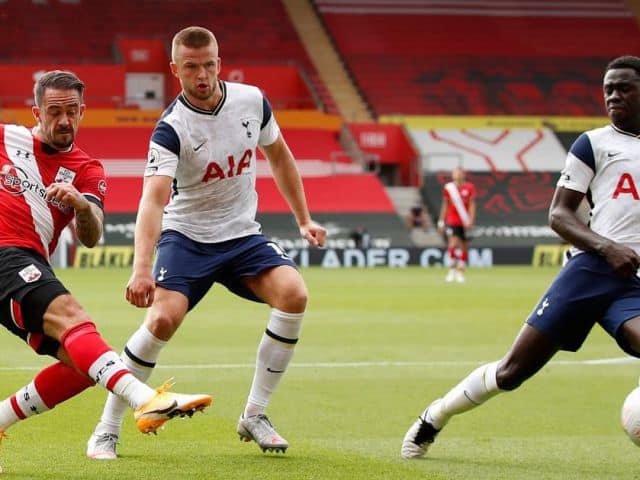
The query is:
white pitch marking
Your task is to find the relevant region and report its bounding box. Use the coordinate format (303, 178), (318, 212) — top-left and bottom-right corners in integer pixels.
(0, 357), (637, 372)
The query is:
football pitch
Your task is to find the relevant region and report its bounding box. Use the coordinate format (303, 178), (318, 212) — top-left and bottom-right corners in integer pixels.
(0, 266), (638, 479)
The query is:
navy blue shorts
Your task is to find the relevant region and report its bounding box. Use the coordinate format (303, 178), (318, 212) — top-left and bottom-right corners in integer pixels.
(153, 231), (297, 310)
(526, 252), (640, 356)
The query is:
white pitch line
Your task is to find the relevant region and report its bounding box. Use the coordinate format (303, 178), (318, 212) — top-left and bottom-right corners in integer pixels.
(0, 357), (637, 372)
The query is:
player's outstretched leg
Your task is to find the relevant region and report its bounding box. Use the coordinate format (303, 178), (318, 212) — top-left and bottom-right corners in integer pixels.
(134, 379), (213, 434)
(401, 361), (502, 459)
(237, 414), (289, 453)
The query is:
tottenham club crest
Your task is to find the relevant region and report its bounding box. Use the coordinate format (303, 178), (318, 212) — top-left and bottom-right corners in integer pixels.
(145, 148), (160, 175)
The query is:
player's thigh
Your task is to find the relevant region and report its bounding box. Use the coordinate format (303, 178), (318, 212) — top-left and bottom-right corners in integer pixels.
(152, 231), (220, 310)
(0, 291), (63, 358)
(243, 265), (308, 311)
(445, 226), (464, 246)
(42, 292), (93, 339)
(143, 287), (189, 340)
(526, 253), (617, 352)
(602, 293), (640, 357)
(0, 247), (73, 349)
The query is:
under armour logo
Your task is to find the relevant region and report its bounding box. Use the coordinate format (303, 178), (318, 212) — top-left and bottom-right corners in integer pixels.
(536, 297), (550, 316)
(242, 121), (252, 138)
(15, 149), (32, 158)
(157, 267), (167, 282)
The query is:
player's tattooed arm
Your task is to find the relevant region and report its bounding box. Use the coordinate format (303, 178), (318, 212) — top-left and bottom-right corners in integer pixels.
(45, 182), (104, 247)
(74, 202), (103, 247)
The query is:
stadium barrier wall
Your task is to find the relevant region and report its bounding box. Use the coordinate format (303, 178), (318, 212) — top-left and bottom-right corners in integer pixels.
(70, 244), (565, 268)
(0, 64), (127, 108)
(57, 214), (567, 268)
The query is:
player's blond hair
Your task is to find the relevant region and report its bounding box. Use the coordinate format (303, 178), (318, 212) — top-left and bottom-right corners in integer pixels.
(171, 26), (218, 62)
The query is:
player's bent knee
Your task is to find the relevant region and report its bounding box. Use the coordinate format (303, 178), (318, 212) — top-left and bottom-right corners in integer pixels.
(276, 284), (308, 312)
(495, 361), (527, 391)
(619, 318), (640, 356)
(145, 311), (183, 340)
(42, 293), (92, 338)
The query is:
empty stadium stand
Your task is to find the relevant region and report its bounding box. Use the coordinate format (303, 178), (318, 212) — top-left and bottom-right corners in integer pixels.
(314, 0), (640, 116)
(0, 0), (336, 112)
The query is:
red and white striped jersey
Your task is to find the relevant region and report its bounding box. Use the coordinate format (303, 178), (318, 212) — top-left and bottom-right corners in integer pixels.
(0, 124), (106, 260)
(443, 181), (476, 227)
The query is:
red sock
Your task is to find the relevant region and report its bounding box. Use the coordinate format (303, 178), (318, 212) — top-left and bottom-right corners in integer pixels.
(3, 362), (95, 428)
(61, 321), (129, 390)
(34, 362), (95, 409)
(448, 247), (456, 265)
(60, 321), (111, 372)
(460, 249), (468, 267)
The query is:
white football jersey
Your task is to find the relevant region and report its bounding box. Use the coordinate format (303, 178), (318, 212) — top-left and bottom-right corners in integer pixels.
(145, 80), (280, 243)
(558, 124), (640, 254)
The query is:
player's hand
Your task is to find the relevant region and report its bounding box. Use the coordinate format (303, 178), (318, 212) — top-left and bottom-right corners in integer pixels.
(45, 182), (89, 212)
(602, 241), (640, 277)
(126, 269), (156, 308)
(300, 220), (327, 248)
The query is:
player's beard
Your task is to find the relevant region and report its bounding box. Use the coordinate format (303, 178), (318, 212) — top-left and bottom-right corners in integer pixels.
(49, 129), (74, 150)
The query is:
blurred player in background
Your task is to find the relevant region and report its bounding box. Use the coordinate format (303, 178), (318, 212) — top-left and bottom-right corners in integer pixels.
(437, 167), (476, 282)
(0, 70), (212, 467)
(401, 55), (640, 459)
(87, 26), (326, 459)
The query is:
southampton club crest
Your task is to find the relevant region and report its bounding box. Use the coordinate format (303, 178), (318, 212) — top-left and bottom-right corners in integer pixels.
(54, 166), (76, 184)
(19, 264), (42, 283)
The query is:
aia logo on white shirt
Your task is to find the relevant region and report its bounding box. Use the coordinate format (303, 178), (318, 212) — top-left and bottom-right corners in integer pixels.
(54, 166), (76, 184)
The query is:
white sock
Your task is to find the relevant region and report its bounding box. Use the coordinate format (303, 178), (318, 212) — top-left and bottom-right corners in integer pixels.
(110, 374), (156, 410)
(244, 309), (303, 418)
(426, 361), (502, 430)
(0, 381), (50, 431)
(94, 325), (166, 435)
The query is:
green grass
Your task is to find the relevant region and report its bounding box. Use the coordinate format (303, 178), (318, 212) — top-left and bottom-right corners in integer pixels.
(1, 266), (639, 479)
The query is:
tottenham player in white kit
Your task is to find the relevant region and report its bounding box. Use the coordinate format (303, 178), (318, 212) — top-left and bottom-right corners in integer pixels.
(402, 55), (640, 459)
(87, 26), (326, 458)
